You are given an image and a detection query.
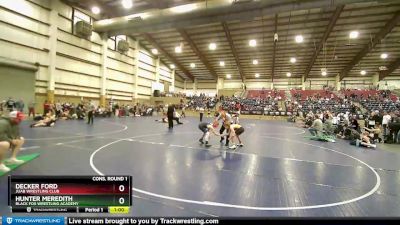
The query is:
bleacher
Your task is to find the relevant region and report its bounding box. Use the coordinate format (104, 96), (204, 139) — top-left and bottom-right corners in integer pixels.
(247, 89), (286, 99)
(290, 90), (338, 101)
(221, 97), (279, 114)
(285, 90), (358, 116)
(361, 100), (400, 112)
(341, 89), (398, 101)
(299, 100), (355, 114)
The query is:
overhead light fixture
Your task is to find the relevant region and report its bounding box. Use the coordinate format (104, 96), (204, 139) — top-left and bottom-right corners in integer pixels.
(349, 31), (359, 39)
(252, 59), (258, 65)
(249, 39), (257, 47)
(219, 61), (225, 67)
(379, 66), (388, 71)
(360, 70), (366, 75)
(286, 72), (291, 77)
(290, 57), (296, 63)
(190, 63), (196, 68)
(255, 73), (260, 78)
(151, 49), (158, 55)
(170, 4), (197, 13)
(295, 35), (303, 43)
(121, 0), (133, 9)
(175, 46), (182, 53)
(209, 43), (217, 50)
(321, 68), (327, 76)
(380, 53), (388, 59)
(170, 64), (175, 69)
(91, 6), (101, 14)
(226, 74), (231, 79)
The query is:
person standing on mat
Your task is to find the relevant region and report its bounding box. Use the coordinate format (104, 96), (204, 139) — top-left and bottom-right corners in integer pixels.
(199, 106), (204, 122)
(0, 111), (25, 172)
(87, 100), (95, 125)
(28, 101), (35, 118)
(167, 104), (174, 129)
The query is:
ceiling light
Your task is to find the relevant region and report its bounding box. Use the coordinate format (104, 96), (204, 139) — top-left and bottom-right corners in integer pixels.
(170, 4), (197, 13)
(226, 74), (231, 79)
(249, 39), (257, 47)
(190, 63), (195, 68)
(349, 31), (359, 39)
(209, 43), (217, 50)
(286, 72), (291, 77)
(321, 68), (327, 76)
(175, 46), (182, 53)
(295, 35), (303, 43)
(379, 66), (387, 71)
(360, 70), (366, 75)
(252, 59), (258, 65)
(290, 57), (296, 63)
(380, 53), (388, 59)
(121, 0), (133, 9)
(91, 6), (100, 14)
(219, 61), (225, 67)
(170, 64), (175, 69)
(255, 73), (260, 78)
(151, 49), (158, 55)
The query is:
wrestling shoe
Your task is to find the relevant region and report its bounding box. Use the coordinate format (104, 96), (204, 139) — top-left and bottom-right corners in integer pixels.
(238, 143), (244, 147)
(228, 144), (237, 150)
(220, 137), (224, 143)
(6, 158), (24, 164)
(0, 164), (11, 172)
(205, 141), (211, 147)
(199, 139), (204, 144)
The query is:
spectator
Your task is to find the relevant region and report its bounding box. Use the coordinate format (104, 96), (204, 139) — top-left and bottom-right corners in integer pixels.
(0, 111), (25, 172)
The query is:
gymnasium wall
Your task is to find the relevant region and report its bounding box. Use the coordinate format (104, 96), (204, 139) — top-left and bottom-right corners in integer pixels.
(0, 66), (35, 109)
(0, 0), (177, 109)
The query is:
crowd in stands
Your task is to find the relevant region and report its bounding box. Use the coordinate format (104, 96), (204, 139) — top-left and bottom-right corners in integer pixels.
(286, 91), (359, 115)
(221, 97), (280, 112)
(158, 92), (187, 98)
(247, 89), (285, 100)
(186, 93), (218, 110)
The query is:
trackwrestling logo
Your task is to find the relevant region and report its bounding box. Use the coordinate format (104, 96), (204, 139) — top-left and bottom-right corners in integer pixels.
(2, 217), (65, 225)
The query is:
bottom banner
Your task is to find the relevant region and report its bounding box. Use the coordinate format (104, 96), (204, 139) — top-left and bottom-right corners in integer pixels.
(2, 217), (400, 225)
(66, 217), (400, 225)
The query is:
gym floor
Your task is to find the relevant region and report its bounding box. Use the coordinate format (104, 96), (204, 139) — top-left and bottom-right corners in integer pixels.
(1, 116), (400, 217)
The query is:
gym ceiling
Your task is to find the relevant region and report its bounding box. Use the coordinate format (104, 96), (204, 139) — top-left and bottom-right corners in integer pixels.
(62, 0), (400, 82)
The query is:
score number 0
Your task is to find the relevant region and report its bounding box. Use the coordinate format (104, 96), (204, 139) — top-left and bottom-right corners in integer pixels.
(118, 185), (126, 205)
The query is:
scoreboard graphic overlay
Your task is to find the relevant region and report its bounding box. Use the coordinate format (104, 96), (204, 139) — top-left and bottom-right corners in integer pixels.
(8, 176), (132, 213)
